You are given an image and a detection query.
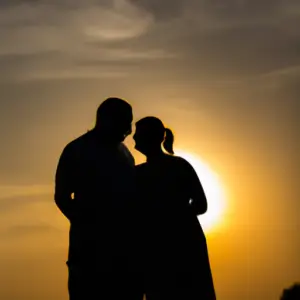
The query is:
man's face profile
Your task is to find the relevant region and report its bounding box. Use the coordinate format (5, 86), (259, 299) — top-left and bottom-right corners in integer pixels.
(117, 112), (133, 142)
(102, 110), (132, 143)
(96, 98), (133, 143)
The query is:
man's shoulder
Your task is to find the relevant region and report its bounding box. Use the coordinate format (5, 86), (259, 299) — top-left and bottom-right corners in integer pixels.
(61, 131), (92, 156)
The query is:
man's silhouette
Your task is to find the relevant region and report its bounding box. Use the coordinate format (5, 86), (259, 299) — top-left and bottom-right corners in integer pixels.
(54, 98), (142, 300)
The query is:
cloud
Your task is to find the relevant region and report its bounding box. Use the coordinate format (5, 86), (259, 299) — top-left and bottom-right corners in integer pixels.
(112, 1), (299, 86)
(0, 223), (61, 239)
(0, 185), (53, 213)
(0, 0), (299, 82)
(0, 185), (52, 200)
(0, 190), (64, 241)
(128, 0), (185, 20)
(130, 0), (299, 25)
(0, 0), (176, 81)
(0, 185), (55, 221)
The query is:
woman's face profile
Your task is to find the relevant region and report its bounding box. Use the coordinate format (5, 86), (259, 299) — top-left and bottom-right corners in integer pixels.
(133, 125), (144, 152)
(133, 124), (153, 155)
(133, 121), (164, 155)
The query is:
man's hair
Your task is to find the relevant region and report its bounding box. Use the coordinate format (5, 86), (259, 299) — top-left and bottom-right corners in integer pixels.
(96, 97), (132, 125)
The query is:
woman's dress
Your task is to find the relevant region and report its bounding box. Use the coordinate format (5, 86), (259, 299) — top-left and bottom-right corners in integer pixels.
(136, 154), (216, 300)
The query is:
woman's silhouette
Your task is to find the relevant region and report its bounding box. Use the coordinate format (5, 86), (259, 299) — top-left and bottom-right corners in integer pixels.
(133, 116), (216, 300)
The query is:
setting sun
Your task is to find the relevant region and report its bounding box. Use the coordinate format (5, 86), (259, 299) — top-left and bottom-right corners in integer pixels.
(175, 150), (225, 233)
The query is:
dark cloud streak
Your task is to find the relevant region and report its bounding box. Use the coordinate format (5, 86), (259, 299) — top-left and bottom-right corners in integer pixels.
(0, 223), (61, 239)
(0, 0), (299, 81)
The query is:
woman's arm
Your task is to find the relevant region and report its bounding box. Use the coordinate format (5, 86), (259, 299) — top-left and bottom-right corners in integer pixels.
(182, 158), (208, 216)
(54, 144), (75, 221)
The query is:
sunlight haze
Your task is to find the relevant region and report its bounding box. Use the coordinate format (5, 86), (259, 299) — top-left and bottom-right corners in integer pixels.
(175, 149), (226, 233)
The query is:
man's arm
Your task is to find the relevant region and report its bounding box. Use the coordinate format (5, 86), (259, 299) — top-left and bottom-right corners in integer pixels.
(54, 144), (75, 221)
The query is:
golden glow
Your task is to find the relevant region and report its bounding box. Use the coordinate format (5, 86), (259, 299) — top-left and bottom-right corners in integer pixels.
(175, 149), (225, 233)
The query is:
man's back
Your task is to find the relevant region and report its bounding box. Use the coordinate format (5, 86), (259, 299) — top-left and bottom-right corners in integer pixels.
(55, 129), (136, 264)
(54, 98), (144, 300)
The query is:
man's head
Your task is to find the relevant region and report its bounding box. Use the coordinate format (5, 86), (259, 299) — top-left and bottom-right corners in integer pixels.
(95, 97), (133, 143)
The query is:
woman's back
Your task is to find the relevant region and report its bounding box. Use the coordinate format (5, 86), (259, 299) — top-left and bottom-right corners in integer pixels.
(136, 154), (205, 270)
(137, 154), (194, 208)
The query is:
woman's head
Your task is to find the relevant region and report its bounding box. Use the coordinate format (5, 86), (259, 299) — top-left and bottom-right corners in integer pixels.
(95, 97), (133, 142)
(133, 116), (174, 156)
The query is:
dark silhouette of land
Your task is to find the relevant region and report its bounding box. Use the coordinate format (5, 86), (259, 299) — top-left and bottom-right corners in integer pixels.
(134, 116), (216, 300)
(280, 283), (300, 300)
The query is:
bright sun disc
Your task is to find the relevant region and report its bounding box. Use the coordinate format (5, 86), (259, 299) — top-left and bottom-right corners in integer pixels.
(175, 150), (225, 233)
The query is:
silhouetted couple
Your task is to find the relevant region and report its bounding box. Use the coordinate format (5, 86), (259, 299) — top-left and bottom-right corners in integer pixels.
(55, 98), (216, 300)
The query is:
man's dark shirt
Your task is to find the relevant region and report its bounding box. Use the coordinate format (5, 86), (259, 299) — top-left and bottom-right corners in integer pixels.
(55, 130), (136, 266)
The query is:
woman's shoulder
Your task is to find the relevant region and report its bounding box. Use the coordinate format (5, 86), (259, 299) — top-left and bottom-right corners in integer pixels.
(167, 155), (195, 174)
(168, 154), (190, 166)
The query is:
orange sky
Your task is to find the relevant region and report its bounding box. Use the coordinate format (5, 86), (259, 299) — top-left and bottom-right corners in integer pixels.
(0, 1), (299, 299)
